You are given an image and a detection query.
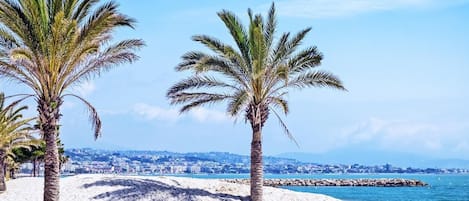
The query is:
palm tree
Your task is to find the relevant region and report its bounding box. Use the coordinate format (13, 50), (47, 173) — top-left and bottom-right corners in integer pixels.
(0, 93), (36, 192)
(167, 3), (345, 201)
(16, 140), (45, 177)
(6, 157), (19, 179)
(56, 139), (68, 171)
(11, 146), (33, 177)
(0, 1), (143, 200)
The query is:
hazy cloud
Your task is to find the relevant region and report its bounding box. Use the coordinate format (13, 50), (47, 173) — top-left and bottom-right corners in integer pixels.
(339, 117), (469, 155)
(132, 103), (231, 123)
(190, 107), (232, 122)
(454, 141), (469, 152)
(271, 0), (468, 19)
(133, 103), (180, 122)
(73, 81), (96, 97)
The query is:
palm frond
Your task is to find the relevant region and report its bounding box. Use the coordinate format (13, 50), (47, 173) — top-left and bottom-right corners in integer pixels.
(63, 0), (79, 18)
(217, 9), (251, 71)
(72, 0), (99, 22)
(192, 34), (247, 71)
(167, 75), (238, 96)
(176, 51), (206, 71)
(179, 95), (228, 113)
(0, 7), (33, 55)
(264, 3), (276, 50)
(78, 1), (135, 42)
(286, 28), (311, 53)
(287, 46), (323, 74)
(2, 94), (34, 115)
(103, 39), (144, 55)
(0, 93), (35, 151)
(176, 53), (248, 88)
(227, 90), (249, 117)
(273, 28), (312, 66)
(268, 96), (289, 115)
(271, 32), (289, 64)
(169, 92), (229, 105)
(63, 39), (144, 88)
(271, 108), (299, 147)
(248, 14), (267, 77)
(0, 62), (35, 87)
(47, 0), (62, 19)
(288, 71), (346, 90)
(62, 93), (101, 139)
(0, 27), (19, 47)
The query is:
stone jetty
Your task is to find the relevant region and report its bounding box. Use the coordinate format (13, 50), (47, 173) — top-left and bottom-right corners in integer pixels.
(222, 178), (428, 187)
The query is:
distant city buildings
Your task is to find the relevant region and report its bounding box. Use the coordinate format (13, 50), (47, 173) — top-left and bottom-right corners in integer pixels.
(20, 148), (469, 175)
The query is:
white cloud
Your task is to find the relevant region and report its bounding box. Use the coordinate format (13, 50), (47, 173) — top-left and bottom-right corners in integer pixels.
(73, 81), (96, 97)
(133, 103), (180, 122)
(189, 107), (232, 123)
(339, 117), (469, 154)
(132, 103), (232, 123)
(454, 141), (469, 152)
(271, 0), (468, 19)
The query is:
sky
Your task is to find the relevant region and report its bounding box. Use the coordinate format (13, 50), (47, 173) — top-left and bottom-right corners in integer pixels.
(1, 0), (469, 161)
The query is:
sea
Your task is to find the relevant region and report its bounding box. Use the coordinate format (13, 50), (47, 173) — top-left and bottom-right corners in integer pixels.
(176, 173), (469, 201)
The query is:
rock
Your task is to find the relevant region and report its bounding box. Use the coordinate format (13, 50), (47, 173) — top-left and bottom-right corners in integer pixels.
(222, 178), (428, 187)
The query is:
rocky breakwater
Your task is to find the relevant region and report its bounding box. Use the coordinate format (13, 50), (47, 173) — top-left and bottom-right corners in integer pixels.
(222, 178), (428, 187)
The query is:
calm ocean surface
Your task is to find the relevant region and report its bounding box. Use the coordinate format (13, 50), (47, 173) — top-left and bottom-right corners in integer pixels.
(175, 174), (469, 201)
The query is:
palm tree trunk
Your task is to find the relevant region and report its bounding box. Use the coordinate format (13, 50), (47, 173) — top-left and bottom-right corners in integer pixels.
(39, 99), (61, 201)
(9, 167), (15, 179)
(250, 121), (263, 201)
(32, 158), (36, 177)
(0, 150), (6, 192)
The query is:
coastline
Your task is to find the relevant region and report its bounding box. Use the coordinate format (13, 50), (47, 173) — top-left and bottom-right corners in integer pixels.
(0, 174), (341, 201)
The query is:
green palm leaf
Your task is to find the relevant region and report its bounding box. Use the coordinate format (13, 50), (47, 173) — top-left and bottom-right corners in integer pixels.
(0, 92), (36, 192)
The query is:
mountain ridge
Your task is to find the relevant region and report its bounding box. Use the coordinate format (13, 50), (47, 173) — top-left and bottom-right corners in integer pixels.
(67, 148), (469, 169)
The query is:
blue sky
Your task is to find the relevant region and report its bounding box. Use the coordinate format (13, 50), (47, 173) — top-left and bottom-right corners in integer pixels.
(2, 0), (469, 161)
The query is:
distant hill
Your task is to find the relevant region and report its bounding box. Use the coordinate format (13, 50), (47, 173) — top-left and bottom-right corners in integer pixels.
(277, 150), (469, 169)
(65, 148), (469, 169)
(65, 148), (299, 165)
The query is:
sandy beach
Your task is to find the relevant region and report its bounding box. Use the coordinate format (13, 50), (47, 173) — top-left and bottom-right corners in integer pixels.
(0, 174), (340, 201)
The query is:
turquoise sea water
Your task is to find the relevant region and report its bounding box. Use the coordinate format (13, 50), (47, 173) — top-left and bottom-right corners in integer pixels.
(177, 174), (469, 201)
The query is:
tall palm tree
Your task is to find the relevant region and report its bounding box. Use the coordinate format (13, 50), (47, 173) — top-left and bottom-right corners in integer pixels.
(0, 1), (143, 200)
(167, 3), (345, 201)
(0, 93), (36, 192)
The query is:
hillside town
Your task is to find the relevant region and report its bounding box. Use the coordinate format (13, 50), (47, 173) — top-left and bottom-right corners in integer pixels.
(19, 148), (469, 175)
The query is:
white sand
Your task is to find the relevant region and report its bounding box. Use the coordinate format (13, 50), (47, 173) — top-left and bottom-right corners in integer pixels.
(0, 174), (340, 201)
